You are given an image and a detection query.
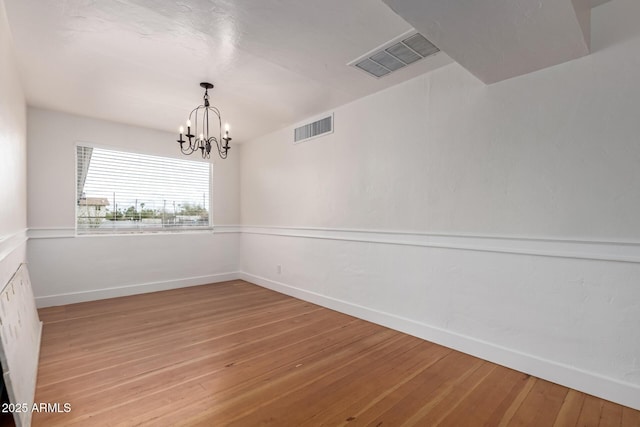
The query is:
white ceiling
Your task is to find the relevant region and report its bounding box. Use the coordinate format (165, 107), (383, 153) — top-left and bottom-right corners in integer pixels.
(3, 0), (452, 142)
(4, 0), (611, 142)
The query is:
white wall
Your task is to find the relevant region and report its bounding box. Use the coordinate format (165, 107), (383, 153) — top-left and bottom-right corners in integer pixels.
(239, 0), (640, 410)
(242, 2), (640, 240)
(27, 108), (241, 306)
(0, 0), (27, 291)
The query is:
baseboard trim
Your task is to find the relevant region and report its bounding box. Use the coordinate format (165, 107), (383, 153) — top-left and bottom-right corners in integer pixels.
(239, 271), (640, 411)
(35, 271), (241, 308)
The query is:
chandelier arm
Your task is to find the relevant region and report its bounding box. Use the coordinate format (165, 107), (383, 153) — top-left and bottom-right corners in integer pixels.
(188, 105), (203, 118)
(180, 145), (196, 155)
(205, 107), (209, 141)
(211, 137), (222, 157)
(216, 111), (225, 157)
(195, 109), (199, 141)
(186, 106), (203, 138)
(204, 106), (226, 159)
(210, 106), (221, 117)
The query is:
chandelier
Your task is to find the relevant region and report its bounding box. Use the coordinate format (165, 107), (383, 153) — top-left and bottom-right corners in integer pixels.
(177, 82), (231, 159)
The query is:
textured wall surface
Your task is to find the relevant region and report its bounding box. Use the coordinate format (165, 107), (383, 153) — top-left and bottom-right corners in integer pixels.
(0, 0), (27, 290)
(26, 108), (241, 305)
(239, 0), (640, 410)
(242, 0), (640, 239)
(7, 0), (640, 412)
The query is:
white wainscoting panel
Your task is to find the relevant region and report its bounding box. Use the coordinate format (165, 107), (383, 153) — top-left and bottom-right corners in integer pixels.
(0, 230), (28, 292)
(239, 227), (640, 410)
(28, 227), (242, 307)
(22, 225), (640, 409)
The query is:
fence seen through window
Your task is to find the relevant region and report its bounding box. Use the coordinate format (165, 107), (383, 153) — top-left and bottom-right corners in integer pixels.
(76, 146), (211, 233)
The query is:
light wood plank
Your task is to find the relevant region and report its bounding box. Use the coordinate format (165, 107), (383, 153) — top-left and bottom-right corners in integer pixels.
(508, 379), (569, 426)
(553, 389), (586, 427)
(498, 375), (537, 427)
(438, 367), (530, 426)
(577, 394), (605, 427)
(600, 400), (623, 427)
(622, 406), (640, 427)
(31, 280), (640, 426)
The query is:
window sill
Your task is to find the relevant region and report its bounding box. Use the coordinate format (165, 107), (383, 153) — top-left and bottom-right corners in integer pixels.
(76, 227), (216, 237)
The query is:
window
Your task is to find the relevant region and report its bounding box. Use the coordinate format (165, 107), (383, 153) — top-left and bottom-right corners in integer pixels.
(76, 145), (211, 233)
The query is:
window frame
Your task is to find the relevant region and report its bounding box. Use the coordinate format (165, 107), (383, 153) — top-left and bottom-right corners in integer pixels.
(74, 142), (214, 235)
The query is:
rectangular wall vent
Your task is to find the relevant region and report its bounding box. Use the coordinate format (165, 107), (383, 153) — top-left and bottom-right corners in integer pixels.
(294, 114), (333, 143)
(349, 31), (439, 79)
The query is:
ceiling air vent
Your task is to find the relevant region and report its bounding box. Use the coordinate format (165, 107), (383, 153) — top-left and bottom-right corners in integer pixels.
(350, 31), (439, 79)
(294, 113), (333, 144)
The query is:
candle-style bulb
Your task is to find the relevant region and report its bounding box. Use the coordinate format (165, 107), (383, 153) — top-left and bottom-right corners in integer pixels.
(224, 123), (230, 132)
(179, 126), (184, 134)
(199, 133), (204, 140)
(186, 119), (192, 127)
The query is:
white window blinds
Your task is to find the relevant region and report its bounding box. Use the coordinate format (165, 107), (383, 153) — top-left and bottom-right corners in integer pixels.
(76, 145), (211, 233)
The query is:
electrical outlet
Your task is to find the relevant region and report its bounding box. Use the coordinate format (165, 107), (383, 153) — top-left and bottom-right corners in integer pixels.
(276, 265), (282, 274)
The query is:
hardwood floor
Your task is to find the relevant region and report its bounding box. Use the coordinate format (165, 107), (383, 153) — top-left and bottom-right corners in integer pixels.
(33, 280), (639, 426)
